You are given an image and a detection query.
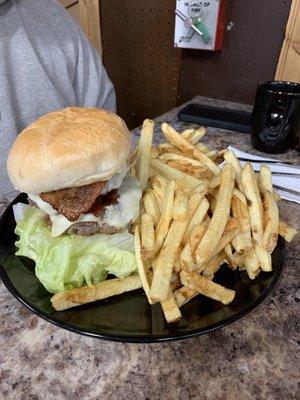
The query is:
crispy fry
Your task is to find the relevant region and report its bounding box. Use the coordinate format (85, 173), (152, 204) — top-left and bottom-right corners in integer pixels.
(241, 163), (272, 271)
(166, 160), (214, 179)
(142, 190), (161, 227)
(202, 251), (226, 279)
(278, 220), (298, 242)
(180, 271), (236, 305)
(51, 274), (142, 311)
(150, 219), (188, 302)
(150, 159), (207, 190)
(174, 286), (198, 307)
(224, 150), (243, 191)
(160, 291), (182, 323)
(259, 165), (273, 193)
(244, 249), (260, 279)
(180, 221), (209, 270)
(183, 197), (209, 245)
(262, 190), (279, 253)
(154, 180), (175, 253)
(162, 123), (220, 175)
(134, 227), (153, 304)
(173, 189), (189, 221)
(196, 143), (211, 153)
(231, 194), (252, 253)
(137, 119), (154, 190)
(181, 128), (195, 141)
(195, 164), (235, 268)
(150, 146), (160, 159)
(190, 127), (206, 144)
(140, 213), (155, 260)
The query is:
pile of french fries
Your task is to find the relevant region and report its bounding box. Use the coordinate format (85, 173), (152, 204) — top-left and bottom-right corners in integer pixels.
(133, 119), (297, 323)
(51, 118), (297, 316)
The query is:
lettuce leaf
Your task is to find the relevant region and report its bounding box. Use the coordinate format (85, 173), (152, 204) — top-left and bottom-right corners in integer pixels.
(14, 205), (137, 293)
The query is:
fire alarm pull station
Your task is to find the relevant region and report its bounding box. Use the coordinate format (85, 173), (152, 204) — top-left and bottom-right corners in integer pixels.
(174, 0), (226, 51)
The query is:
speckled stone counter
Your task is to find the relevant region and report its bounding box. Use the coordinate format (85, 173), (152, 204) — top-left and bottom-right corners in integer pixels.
(1, 96), (299, 400)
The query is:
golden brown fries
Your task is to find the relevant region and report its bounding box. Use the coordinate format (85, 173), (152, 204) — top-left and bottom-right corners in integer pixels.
(150, 218), (188, 302)
(142, 190), (161, 227)
(224, 149), (243, 191)
(278, 220), (297, 242)
(241, 163), (272, 271)
(154, 180), (175, 253)
(134, 227), (154, 304)
(51, 119), (297, 321)
(161, 123), (220, 175)
(51, 274), (142, 311)
(150, 159), (206, 190)
(195, 164), (235, 269)
(140, 213), (155, 260)
(137, 119), (154, 190)
(262, 190), (279, 253)
(160, 291), (182, 323)
(180, 271), (236, 305)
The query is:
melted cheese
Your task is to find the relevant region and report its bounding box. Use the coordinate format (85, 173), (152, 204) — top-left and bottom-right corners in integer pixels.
(28, 175), (142, 237)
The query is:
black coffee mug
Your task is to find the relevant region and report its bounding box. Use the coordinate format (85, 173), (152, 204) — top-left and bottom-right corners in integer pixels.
(251, 81), (300, 153)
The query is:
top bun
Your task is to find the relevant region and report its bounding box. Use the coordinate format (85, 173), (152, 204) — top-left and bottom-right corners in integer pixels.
(7, 107), (131, 193)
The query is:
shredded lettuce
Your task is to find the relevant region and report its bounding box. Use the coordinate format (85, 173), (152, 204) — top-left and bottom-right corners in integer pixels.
(14, 205), (137, 293)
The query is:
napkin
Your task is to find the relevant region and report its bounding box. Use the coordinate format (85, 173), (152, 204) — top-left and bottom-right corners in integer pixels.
(228, 146), (300, 204)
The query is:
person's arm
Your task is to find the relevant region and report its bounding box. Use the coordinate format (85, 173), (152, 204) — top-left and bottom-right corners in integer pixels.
(70, 19), (116, 112)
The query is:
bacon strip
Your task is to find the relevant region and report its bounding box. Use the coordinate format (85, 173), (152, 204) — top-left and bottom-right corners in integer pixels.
(40, 181), (106, 221)
(88, 189), (119, 216)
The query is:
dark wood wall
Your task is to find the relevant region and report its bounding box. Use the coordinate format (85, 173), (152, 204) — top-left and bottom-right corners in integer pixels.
(178, 0), (292, 105)
(100, 0), (291, 128)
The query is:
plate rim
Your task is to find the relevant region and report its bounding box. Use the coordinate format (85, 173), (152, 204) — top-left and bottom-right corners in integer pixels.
(0, 194), (285, 343)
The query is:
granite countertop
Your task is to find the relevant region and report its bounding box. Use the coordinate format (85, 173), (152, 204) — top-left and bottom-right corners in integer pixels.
(1, 96), (299, 400)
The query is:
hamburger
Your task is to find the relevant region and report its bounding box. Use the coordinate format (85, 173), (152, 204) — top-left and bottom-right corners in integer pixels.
(7, 108), (142, 293)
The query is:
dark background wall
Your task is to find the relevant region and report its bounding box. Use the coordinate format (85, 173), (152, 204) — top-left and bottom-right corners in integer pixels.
(101, 0), (292, 128)
(178, 0), (292, 105)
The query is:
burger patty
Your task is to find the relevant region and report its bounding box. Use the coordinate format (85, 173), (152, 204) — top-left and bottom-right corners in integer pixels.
(66, 221), (123, 236)
(40, 181), (106, 221)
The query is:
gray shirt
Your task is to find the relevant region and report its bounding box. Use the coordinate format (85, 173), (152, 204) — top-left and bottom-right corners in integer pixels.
(0, 0), (116, 196)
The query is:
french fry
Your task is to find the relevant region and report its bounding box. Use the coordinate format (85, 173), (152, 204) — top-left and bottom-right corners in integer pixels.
(140, 213), (155, 260)
(134, 227), (154, 304)
(190, 127), (206, 144)
(278, 220), (297, 242)
(241, 163), (272, 271)
(158, 152), (205, 166)
(174, 286), (198, 307)
(181, 128), (195, 141)
(262, 190), (279, 253)
(150, 159), (207, 190)
(180, 221), (208, 270)
(195, 164), (235, 268)
(150, 146), (160, 159)
(196, 143), (211, 153)
(137, 119), (154, 190)
(183, 197), (209, 245)
(244, 249), (260, 279)
(209, 175), (221, 190)
(173, 189), (188, 220)
(259, 165), (273, 193)
(180, 271), (236, 305)
(202, 251), (226, 279)
(160, 291), (182, 323)
(154, 180), (175, 253)
(166, 160), (214, 179)
(162, 123), (220, 175)
(51, 274), (142, 311)
(224, 150), (243, 191)
(151, 176), (167, 206)
(142, 190), (161, 227)
(215, 218), (241, 252)
(231, 194), (253, 254)
(150, 219), (188, 302)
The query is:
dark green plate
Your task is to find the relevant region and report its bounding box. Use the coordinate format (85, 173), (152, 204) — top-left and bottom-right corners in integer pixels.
(0, 194), (285, 343)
